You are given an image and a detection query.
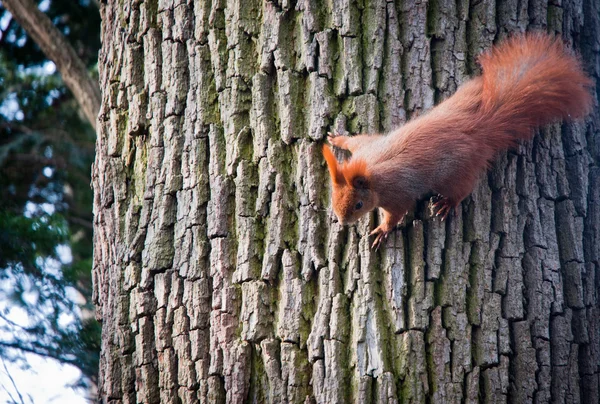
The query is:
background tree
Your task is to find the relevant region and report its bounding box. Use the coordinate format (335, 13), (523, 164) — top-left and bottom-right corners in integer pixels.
(93, 0), (599, 402)
(0, 0), (101, 388)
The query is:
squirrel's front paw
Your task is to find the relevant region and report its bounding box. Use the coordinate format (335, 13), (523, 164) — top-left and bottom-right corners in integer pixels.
(369, 225), (391, 250)
(327, 131), (348, 149)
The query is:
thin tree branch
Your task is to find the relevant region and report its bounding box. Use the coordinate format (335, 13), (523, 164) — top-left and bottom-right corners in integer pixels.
(0, 311), (37, 334)
(2, 0), (101, 130)
(0, 122), (35, 135)
(0, 379), (20, 404)
(1, 358), (26, 404)
(0, 341), (77, 366)
(65, 215), (94, 231)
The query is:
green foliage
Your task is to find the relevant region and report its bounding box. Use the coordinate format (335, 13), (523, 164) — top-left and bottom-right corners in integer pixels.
(0, 0), (100, 389)
(0, 212), (67, 272)
(0, 0), (100, 68)
(0, 213), (98, 384)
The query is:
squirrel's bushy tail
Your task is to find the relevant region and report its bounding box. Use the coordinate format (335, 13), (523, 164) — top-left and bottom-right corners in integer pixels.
(479, 33), (593, 147)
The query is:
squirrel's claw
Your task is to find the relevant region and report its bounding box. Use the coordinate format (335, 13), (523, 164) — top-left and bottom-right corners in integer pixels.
(327, 130), (340, 145)
(369, 226), (389, 250)
(328, 131), (349, 150)
(432, 197), (457, 221)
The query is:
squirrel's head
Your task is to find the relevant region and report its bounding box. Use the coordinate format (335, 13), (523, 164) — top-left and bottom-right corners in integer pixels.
(322, 145), (376, 225)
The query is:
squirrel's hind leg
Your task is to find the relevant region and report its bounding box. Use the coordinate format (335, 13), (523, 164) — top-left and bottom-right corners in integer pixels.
(432, 173), (479, 220)
(432, 196), (460, 221)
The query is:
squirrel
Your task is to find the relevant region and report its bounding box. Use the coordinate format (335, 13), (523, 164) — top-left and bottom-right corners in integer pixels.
(323, 33), (593, 249)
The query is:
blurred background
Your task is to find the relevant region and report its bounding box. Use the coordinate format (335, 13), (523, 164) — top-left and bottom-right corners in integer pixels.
(0, 0), (100, 401)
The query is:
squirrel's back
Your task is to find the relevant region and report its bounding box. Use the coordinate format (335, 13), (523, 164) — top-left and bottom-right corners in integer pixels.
(323, 33), (594, 234)
(371, 33), (594, 203)
(478, 33), (593, 149)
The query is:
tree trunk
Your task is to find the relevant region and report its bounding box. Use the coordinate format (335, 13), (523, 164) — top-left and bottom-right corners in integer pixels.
(92, 0), (599, 403)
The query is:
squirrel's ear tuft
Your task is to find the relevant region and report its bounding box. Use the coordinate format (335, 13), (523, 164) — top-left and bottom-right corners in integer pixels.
(322, 145), (346, 185)
(343, 160), (369, 189)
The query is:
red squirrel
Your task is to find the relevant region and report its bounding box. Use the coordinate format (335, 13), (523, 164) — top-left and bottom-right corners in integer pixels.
(323, 33), (593, 249)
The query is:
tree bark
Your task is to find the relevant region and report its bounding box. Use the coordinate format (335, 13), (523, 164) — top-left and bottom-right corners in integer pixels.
(93, 0), (600, 403)
(2, 0), (101, 130)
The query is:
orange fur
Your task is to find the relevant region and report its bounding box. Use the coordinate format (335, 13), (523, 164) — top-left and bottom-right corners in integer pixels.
(341, 159), (368, 186)
(322, 145), (345, 185)
(323, 33), (593, 248)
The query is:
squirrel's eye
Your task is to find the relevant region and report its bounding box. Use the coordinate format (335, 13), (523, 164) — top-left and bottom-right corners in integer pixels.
(355, 201), (363, 210)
